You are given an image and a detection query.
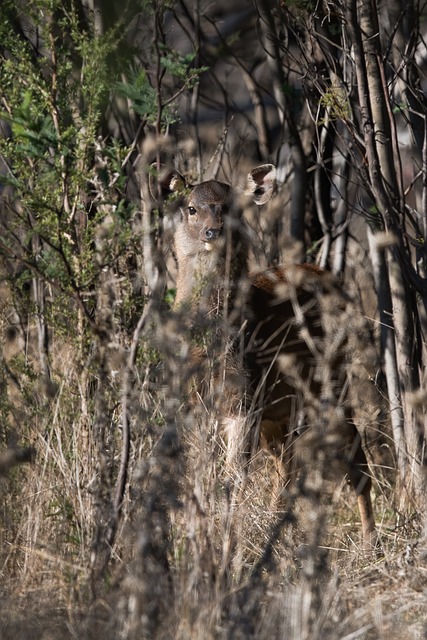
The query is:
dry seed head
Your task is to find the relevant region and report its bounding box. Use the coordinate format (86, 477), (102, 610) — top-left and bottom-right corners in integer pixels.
(277, 353), (298, 372)
(177, 137), (197, 157)
(407, 388), (427, 409)
(372, 231), (398, 250)
(140, 134), (172, 159)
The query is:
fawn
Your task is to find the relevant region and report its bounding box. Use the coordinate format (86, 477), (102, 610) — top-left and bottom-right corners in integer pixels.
(159, 163), (376, 547)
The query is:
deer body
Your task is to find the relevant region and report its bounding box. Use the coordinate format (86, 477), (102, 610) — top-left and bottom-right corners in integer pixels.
(169, 165), (376, 547)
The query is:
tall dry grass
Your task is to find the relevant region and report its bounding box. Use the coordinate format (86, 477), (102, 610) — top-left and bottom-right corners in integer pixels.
(0, 206), (426, 640)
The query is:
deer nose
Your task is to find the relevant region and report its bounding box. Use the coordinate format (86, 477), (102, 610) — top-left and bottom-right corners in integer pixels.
(205, 228), (221, 241)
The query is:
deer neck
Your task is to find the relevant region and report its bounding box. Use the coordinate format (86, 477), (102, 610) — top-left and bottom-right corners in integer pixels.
(174, 233), (247, 318)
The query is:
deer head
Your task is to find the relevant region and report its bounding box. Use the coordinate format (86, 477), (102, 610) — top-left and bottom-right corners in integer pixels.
(166, 164), (277, 254)
(163, 164), (277, 308)
(175, 179), (234, 257)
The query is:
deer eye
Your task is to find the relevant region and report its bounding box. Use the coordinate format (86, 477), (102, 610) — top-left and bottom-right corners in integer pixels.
(188, 206), (197, 216)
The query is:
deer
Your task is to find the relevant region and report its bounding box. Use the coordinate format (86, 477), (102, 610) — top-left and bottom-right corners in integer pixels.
(158, 163), (376, 549)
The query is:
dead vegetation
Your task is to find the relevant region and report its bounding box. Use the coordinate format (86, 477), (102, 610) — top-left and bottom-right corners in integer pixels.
(0, 196), (425, 638)
(1, 0), (427, 638)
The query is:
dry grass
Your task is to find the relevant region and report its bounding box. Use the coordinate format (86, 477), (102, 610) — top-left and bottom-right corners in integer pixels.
(1, 442), (426, 639)
(2, 391), (426, 640)
(0, 252), (426, 640)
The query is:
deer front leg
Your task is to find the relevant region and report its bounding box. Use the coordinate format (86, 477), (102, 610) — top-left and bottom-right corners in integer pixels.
(346, 427), (377, 550)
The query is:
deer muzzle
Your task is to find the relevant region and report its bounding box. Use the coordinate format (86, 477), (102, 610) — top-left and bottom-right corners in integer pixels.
(204, 227), (221, 241)
(202, 226), (222, 251)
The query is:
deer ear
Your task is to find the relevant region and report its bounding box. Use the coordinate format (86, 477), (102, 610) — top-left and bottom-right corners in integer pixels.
(149, 164), (186, 202)
(246, 164), (277, 205)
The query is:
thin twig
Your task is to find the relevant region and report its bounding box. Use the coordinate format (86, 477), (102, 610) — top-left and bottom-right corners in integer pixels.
(105, 298), (154, 550)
